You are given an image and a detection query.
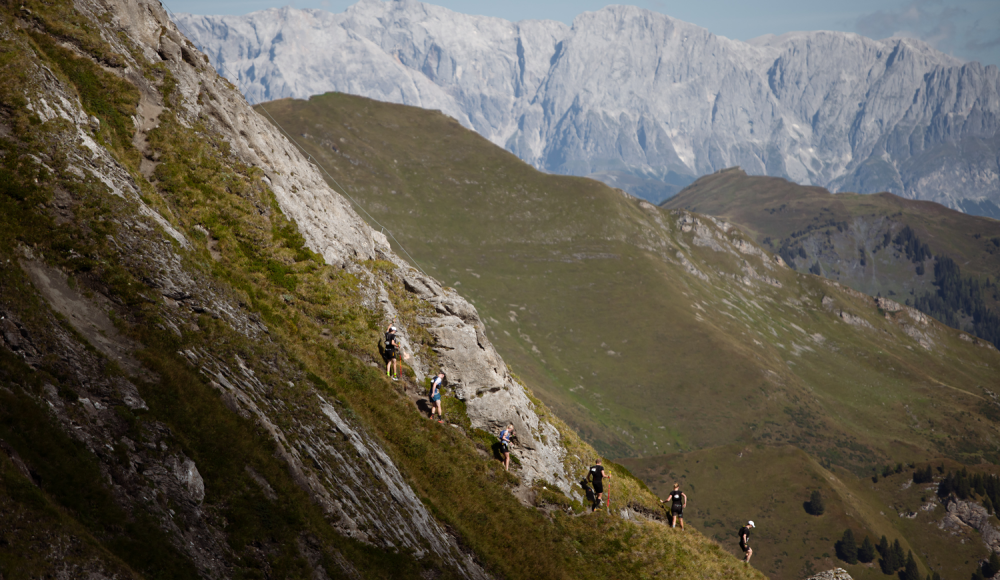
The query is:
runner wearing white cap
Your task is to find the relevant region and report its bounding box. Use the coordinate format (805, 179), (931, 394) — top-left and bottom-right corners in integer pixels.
(739, 521), (755, 563)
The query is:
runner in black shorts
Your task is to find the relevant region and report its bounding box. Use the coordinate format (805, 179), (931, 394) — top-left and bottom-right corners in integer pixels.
(739, 520), (754, 563)
(588, 459), (612, 511)
(384, 324), (400, 380)
(659, 482), (687, 530)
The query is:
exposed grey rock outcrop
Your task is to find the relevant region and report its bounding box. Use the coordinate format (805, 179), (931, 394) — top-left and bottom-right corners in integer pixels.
(941, 498), (1000, 553)
(804, 569), (853, 580)
(175, 0), (1000, 215)
(395, 264), (573, 494)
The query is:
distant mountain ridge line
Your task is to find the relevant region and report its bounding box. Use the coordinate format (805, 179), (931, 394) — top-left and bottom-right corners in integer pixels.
(174, 0), (1000, 215)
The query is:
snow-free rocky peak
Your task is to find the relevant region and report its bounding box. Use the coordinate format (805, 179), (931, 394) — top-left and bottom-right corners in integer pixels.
(174, 0), (1000, 216)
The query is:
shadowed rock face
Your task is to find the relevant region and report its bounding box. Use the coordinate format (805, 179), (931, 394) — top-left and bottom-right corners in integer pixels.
(175, 1), (1000, 214)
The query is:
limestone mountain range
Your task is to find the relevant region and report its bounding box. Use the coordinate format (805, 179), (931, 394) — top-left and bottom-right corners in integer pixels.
(174, 0), (1000, 215)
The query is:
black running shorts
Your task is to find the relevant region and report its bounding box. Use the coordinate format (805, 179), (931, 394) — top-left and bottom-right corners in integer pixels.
(740, 542), (749, 553)
(593, 482), (604, 494)
(672, 505), (683, 517)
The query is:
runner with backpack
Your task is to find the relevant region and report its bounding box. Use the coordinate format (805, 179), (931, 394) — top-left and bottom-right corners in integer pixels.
(499, 424), (514, 471)
(384, 324), (400, 381)
(429, 372), (445, 422)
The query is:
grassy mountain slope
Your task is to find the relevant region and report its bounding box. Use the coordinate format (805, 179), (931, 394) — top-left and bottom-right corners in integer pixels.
(0, 0), (771, 578)
(662, 168), (1000, 344)
(263, 92), (999, 462)
(264, 93), (1000, 579)
(623, 448), (992, 580)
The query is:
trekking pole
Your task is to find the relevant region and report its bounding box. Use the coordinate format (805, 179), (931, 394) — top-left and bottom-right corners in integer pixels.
(608, 477), (611, 514)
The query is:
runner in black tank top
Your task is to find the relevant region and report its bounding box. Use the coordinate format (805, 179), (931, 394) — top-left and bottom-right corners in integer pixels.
(384, 324), (400, 380)
(587, 458), (612, 511)
(659, 483), (687, 530)
(739, 520), (755, 563)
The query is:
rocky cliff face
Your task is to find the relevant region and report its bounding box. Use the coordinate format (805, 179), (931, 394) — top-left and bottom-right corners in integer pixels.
(174, 0), (1000, 215)
(942, 498), (1000, 554)
(804, 569), (853, 580)
(0, 0), (582, 576)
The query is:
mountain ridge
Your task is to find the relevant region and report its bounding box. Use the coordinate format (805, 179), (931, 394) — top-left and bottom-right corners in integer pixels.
(175, 0), (1000, 215)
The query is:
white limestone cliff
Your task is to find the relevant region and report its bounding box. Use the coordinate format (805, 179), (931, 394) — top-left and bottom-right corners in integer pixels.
(174, 0), (1000, 215)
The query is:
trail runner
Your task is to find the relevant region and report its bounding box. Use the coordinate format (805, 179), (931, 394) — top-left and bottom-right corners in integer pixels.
(429, 372), (444, 422)
(660, 483), (687, 529)
(739, 520), (755, 563)
(385, 324), (400, 380)
(499, 424), (514, 471)
(588, 459), (612, 511)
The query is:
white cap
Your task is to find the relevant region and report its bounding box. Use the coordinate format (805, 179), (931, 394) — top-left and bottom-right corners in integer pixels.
(390, 326), (397, 332)
(748, 520), (755, 528)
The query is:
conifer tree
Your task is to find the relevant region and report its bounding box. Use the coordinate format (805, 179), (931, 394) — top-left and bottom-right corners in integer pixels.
(958, 470), (972, 499)
(879, 536), (896, 575)
(939, 472), (954, 498)
(836, 529), (858, 564)
(986, 552), (1000, 578)
(914, 465), (934, 484)
(808, 490), (825, 515)
(902, 551), (920, 580)
(892, 539), (906, 571)
(859, 536), (877, 563)
(986, 496), (994, 516)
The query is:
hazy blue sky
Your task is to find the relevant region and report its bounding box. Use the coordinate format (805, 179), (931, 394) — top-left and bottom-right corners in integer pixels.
(165, 0), (1000, 67)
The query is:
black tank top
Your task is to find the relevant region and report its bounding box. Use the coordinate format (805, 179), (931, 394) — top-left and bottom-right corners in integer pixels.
(670, 490), (683, 506)
(739, 526), (751, 544)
